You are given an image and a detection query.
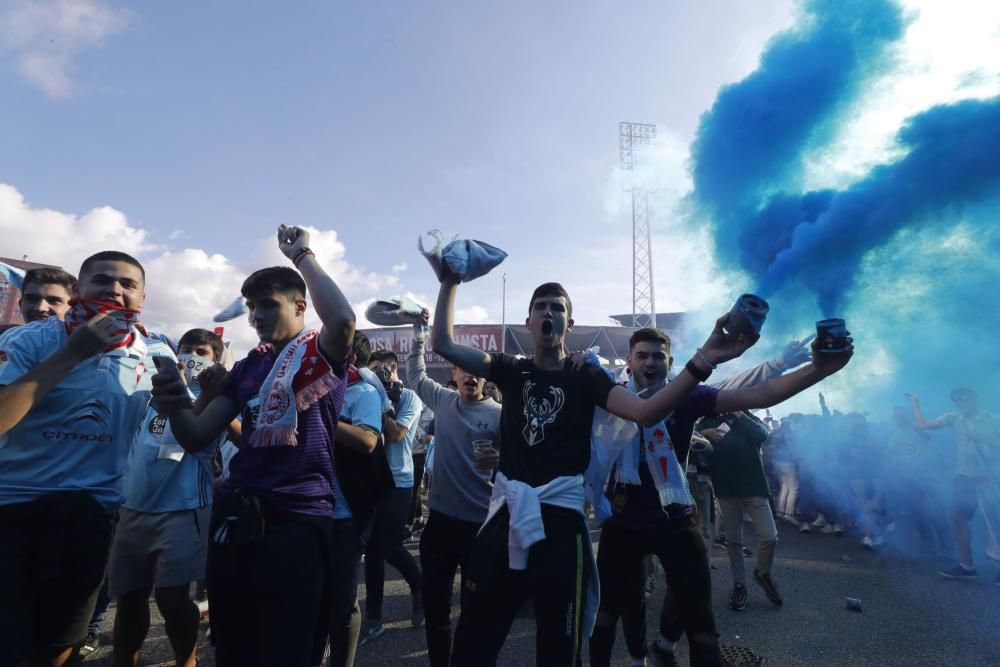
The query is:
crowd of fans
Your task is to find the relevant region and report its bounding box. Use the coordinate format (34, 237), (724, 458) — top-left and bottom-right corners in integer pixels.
(1, 227), (994, 667)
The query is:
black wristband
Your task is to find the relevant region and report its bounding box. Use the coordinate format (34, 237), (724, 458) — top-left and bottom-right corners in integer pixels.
(685, 359), (711, 382)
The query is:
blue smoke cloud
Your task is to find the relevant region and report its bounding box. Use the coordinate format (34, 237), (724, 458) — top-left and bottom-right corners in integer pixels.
(690, 0), (1000, 318)
(692, 0), (904, 267)
(756, 97), (1000, 314)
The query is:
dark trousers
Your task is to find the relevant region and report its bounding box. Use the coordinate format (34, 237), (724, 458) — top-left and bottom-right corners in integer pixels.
(419, 510), (481, 667)
(207, 516), (333, 667)
(364, 486), (421, 621)
(324, 519), (364, 667)
(0, 492), (114, 665)
(589, 518), (718, 667)
(451, 506), (592, 667)
(411, 453), (427, 525)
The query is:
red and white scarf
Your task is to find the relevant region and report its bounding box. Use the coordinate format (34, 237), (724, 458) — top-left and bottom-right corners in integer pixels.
(63, 298), (142, 351)
(250, 329), (340, 448)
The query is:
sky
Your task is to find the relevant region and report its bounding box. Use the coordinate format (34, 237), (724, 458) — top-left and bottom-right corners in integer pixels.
(0, 0), (796, 344)
(1, 0), (999, 416)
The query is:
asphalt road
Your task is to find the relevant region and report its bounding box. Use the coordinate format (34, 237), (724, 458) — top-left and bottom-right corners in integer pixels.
(84, 517), (1000, 666)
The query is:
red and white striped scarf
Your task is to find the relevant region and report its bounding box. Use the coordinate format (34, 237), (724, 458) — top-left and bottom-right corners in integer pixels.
(250, 329), (340, 447)
(63, 298), (142, 351)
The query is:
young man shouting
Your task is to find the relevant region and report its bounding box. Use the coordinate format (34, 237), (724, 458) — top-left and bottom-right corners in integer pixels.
(0, 251), (174, 667)
(431, 268), (758, 667)
(589, 328), (853, 667)
(406, 310), (502, 667)
(152, 226), (356, 667)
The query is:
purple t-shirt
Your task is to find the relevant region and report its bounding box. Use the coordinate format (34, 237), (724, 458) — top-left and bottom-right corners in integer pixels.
(223, 345), (347, 517)
(606, 384), (719, 530)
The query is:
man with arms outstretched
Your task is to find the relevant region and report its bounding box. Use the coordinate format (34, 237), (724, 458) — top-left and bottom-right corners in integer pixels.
(588, 329), (853, 667)
(431, 268), (756, 667)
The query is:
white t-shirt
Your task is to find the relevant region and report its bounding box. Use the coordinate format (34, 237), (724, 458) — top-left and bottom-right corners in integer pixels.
(941, 411), (1000, 477)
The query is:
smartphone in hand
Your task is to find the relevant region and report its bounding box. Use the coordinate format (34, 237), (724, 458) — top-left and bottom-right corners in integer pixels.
(153, 355), (182, 382)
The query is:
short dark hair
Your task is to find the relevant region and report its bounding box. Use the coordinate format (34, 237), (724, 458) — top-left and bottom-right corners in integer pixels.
(628, 327), (671, 352)
(79, 251), (145, 282)
(370, 350), (399, 366)
(21, 268), (76, 294)
(528, 282), (572, 318)
(240, 267), (306, 301)
(178, 328), (224, 362)
(352, 330), (372, 367)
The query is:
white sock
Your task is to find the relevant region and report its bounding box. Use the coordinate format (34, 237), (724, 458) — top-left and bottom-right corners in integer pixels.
(655, 635), (676, 652)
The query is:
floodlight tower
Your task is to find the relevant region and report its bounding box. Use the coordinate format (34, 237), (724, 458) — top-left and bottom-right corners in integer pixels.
(619, 121), (657, 329)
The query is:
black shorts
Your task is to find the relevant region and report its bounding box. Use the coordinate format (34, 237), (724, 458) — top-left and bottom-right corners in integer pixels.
(0, 492), (115, 662)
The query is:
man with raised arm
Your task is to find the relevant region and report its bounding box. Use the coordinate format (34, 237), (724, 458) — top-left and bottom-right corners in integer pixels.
(152, 226), (356, 667)
(431, 267), (755, 667)
(406, 309), (502, 666)
(587, 328), (852, 667)
(907, 388), (1000, 584)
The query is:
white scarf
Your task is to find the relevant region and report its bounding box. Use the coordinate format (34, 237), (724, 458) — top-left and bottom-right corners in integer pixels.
(250, 329), (338, 447)
(587, 378), (693, 521)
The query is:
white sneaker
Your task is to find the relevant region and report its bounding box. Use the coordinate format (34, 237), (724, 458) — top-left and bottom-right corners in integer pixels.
(820, 524), (835, 534)
(799, 522), (812, 533)
(811, 514), (829, 528)
(862, 536), (875, 550)
(833, 524), (844, 536)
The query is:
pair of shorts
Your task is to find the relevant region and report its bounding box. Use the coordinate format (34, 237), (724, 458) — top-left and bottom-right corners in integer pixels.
(108, 505), (212, 597)
(0, 492), (115, 660)
(952, 475), (981, 521)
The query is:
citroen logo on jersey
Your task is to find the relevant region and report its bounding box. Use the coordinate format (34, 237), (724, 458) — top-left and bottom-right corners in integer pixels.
(521, 381), (565, 447)
(64, 400), (112, 431)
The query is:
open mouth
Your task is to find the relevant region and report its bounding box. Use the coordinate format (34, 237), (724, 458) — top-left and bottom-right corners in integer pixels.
(463, 380), (478, 390)
(541, 320), (553, 335)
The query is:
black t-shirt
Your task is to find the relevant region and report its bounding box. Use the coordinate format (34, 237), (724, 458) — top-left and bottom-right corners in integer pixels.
(488, 353), (616, 487)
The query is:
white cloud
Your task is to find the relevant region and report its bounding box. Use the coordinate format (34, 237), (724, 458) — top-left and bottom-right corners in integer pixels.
(0, 0), (129, 98)
(0, 183), (406, 356)
(455, 305), (490, 324)
(802, 0), (1000, 190)
(0, 183), (157, 264)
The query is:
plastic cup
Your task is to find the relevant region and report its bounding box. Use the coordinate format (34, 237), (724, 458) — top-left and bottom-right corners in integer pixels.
(472, 439), (497, 472)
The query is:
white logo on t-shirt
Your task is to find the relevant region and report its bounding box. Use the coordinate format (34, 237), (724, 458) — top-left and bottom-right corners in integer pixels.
(522, 380), (565, 447)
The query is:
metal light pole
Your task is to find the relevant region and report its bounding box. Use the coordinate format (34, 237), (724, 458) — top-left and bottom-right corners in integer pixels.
(501, 272), (507, 353)
(619, 122), (657, 329)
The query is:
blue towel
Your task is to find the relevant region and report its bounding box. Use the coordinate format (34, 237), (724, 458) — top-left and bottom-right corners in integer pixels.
(418, 230), (507, 282)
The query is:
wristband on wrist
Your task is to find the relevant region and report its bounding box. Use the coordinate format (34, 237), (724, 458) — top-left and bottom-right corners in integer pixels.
(696, 347), (717, 370)
(685, 359), (712, 382)
(292, 248), (315, 268)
